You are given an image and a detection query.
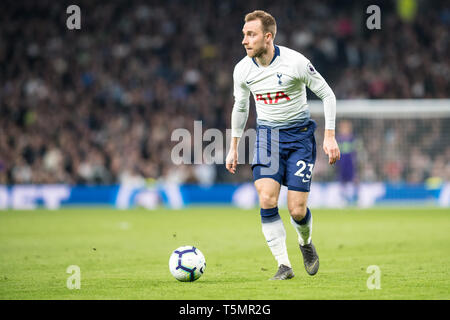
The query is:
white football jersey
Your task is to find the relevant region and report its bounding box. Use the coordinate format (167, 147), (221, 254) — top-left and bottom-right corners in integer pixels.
(232, 45), (336, 137)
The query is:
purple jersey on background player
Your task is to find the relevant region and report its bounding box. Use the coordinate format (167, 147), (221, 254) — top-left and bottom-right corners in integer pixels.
(336, 121), (356, 183)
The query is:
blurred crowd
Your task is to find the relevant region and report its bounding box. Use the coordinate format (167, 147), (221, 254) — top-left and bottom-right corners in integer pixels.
(0, 0), (449, 185)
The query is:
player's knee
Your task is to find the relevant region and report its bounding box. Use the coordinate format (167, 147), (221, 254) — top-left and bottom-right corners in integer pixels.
(258, 192), (278, 209)
(289, 203), (307, 221)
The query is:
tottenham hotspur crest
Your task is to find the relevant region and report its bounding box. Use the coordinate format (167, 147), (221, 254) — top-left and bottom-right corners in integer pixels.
(276, 72), (283, 85)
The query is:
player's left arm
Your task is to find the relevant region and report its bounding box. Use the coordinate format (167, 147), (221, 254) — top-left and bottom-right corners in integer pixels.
(300, 60), (340, 165)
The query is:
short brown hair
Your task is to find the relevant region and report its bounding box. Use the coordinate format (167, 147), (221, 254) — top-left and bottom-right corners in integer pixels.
(245, 10), (277, 39)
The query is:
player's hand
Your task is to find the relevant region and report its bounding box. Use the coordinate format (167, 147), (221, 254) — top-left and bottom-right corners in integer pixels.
(225, 148), (238, 174)
(323, 135), (340, 165)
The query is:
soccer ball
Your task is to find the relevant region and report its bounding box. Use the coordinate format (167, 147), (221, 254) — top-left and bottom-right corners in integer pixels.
(169, 246), (206, 282)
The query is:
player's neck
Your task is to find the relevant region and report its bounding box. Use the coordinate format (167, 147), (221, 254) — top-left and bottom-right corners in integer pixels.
(255, 44), (275, 67)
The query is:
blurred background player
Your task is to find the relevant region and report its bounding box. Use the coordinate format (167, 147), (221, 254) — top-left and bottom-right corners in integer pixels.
(226, 10), (340, 280)
(336, 120), (358, 205)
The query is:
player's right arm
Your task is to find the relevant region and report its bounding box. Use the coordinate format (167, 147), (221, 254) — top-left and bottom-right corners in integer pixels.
(226, 63), (250, 174)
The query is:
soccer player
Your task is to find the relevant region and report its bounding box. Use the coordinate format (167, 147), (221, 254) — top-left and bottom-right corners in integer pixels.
(226, 10), (340, 280)
(336, 120), (358, 205)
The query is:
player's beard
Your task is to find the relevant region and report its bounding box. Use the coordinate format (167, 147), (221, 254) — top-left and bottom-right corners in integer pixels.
(251, 45), (267, 58)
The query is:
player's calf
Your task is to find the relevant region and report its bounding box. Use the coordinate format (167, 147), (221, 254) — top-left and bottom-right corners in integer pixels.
(290, 207), (319, 275)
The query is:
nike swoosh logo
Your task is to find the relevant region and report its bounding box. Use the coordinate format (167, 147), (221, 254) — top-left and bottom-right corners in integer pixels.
(302, 179), (310, 183)
(306, 259), (318, 273)
(246, 80), (254, 85)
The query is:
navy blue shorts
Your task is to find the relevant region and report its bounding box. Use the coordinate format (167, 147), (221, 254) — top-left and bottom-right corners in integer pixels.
(252, 120), (317, 192)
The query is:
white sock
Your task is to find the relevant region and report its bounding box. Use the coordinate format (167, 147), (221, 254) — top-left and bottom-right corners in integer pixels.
(290, 212), (313, 246)
(262, 219), (291, 267)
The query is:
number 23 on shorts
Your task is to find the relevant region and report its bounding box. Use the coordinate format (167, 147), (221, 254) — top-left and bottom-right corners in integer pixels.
(294, 160), (314, 183)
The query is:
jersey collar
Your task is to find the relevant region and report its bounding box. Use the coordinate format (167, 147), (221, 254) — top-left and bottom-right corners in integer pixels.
(252, 45), (280, 67)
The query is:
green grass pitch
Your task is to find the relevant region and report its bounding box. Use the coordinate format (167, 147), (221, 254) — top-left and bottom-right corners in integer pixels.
(0, 207), (449, 300)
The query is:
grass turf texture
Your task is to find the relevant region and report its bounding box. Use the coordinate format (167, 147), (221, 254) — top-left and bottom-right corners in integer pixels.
(0, 207), (449, 300)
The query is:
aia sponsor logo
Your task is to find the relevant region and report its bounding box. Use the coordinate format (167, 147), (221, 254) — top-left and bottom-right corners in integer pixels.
(256, 91), (291, 104)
